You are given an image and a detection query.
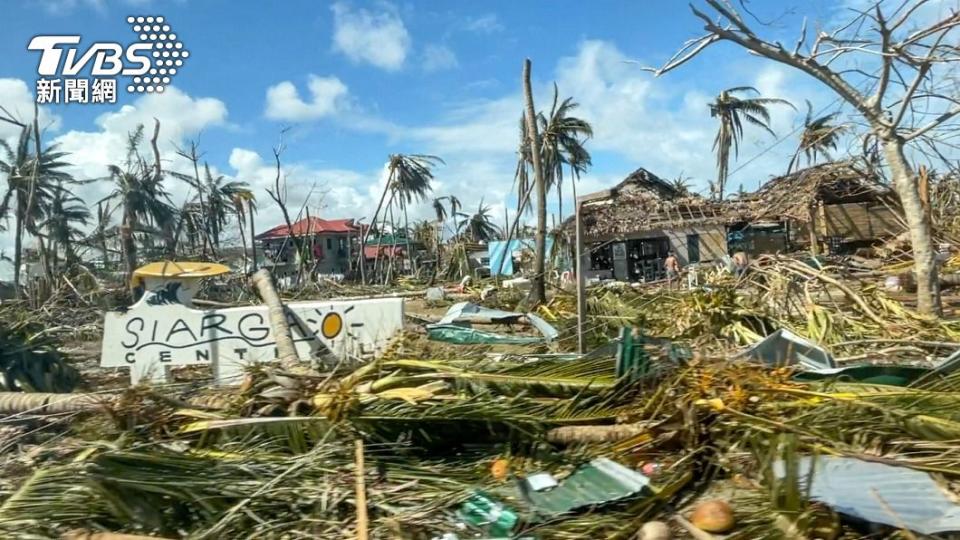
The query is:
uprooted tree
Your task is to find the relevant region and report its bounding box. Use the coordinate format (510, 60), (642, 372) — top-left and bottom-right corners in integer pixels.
(645, 0), (960, 316)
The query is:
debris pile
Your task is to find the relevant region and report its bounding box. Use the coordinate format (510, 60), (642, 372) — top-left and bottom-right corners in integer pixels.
(2, 256), (960, 538)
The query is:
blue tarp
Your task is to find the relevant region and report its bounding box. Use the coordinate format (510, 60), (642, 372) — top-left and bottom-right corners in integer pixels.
(488, 238), (554, 277)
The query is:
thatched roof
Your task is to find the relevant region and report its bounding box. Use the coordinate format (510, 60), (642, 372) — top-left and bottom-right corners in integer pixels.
(574, 167), (733, 240)
(745, 161), (897, 222)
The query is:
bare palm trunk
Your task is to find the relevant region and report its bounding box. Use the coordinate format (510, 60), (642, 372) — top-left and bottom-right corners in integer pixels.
(522, 59), (547, 305)
(384, 202), (397, 284)
(557, 181), (563, 224)
(359, 166), (395, 284)
(402, 200), (414, 275)
(121, 209), (137, 291)
(248, 199), (257, 272)
(189, 153), (209, 258)
(237, 207), (248, 272)
(372, 190), (395, 281)
(883, 138), (940, 316)
(251, 269), (298, 363)
(13, 201), (23, 296)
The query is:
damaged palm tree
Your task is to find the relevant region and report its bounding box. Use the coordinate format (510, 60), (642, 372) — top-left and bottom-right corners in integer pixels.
(642, 0), (960, 316)
(250, 269), (299, 364)
(0, 306), (80, 393)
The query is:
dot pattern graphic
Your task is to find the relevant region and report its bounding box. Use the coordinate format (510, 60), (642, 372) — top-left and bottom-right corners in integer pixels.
(125, 16), (187, 94)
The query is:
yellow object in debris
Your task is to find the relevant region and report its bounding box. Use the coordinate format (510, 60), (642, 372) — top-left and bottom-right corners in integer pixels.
(131, 261), (231, 288)
(490, 457), (509, 481)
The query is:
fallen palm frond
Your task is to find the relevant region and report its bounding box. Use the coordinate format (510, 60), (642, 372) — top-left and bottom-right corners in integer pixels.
(0, 307), (81, 393)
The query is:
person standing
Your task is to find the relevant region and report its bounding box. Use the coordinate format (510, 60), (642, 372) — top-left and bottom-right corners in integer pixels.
(732, 250), (750, 278)
(664, 251), (681, 289)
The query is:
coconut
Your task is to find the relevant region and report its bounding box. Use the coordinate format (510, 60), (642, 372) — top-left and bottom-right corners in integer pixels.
(690, 500), (735, 533)
(637, 520), (671, 540)
(490, 458), (509, 481)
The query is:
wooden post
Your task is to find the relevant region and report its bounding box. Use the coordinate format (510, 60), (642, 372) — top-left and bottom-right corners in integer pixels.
(354, 439), (369, 540)
(808, 204), (819, 256)
(575, 200), (586, 354)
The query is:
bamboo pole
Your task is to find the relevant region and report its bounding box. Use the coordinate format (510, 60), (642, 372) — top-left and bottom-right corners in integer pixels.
(354, 438), (369, 540)
(251, 269), (299, 363)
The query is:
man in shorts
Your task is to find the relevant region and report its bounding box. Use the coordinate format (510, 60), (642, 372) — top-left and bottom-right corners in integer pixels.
(664, 251), (681, 289)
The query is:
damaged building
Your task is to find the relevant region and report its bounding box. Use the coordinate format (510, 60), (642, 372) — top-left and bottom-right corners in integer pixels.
(574, 168), (730, 281)
(736, 161), (903, 255)
(574, 161), (904, 283)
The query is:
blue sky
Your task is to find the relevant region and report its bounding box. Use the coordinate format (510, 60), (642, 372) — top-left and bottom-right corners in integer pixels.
(1, 0), (954, 274)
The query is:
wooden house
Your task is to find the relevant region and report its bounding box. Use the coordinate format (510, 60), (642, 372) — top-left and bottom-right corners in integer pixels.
(739, 161), (903, 254)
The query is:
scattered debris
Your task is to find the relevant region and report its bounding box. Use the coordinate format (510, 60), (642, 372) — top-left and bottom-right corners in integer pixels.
(774, 455), (960, 535)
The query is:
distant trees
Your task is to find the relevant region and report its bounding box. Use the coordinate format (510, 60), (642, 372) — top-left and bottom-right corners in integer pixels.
(462, 200), (501, 242)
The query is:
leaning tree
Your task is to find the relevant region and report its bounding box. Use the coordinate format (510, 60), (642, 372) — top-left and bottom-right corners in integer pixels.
(644, 0), (960, 316)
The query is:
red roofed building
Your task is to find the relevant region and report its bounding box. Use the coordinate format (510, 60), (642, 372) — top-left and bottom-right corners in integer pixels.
(256, 217), (360, 239)
(256, 217), (362, 276)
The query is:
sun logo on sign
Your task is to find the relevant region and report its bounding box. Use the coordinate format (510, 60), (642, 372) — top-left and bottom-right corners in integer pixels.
(321, 312), (343, 339)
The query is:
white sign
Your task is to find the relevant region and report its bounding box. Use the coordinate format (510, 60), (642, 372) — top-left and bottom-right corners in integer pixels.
(102, 297), (404, 385)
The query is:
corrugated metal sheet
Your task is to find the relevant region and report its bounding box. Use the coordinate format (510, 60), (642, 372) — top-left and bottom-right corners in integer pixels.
(737, 329), (836, 370)
(774, 456), (960, 534)
(525, 458), (651, 516)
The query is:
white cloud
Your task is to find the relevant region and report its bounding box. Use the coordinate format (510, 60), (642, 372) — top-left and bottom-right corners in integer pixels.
(33, 0), (105, 15)
(331, 2), (411, 71)
(53, 86), (228, 185)
(53, 87), (228, 218)
(265, 75), (349, 121)
(228, 147), (386, 233)
(422, 44), (459, 72)
(0, 78), (62, 141)
(464, 14), (503, 33)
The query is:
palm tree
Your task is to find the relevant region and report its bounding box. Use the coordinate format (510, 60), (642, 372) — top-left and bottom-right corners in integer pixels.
(670, 173), (694, 196)
(430, 197), (448, 260)
(788, 100), (847, 173)
(39, 182), (90, 270)
(232, 190), (256, 272)
(87, 201), (115, 270)
(102, 126), (176, 283)
(538, 84), (593, 222)
(503, 86), (592, 279)
(709, 86), (792, 200)
(461, 200), (501, 242)
(410, 219), (437, 256)
(0, 126), (74, 289)
(363, 154), (443, 281)
(447, 195), (462, 240)
(202, 163), (252, 250)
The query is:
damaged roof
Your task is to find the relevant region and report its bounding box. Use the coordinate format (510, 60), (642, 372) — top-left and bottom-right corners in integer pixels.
(744, 161), (897, 222)
(569, 161), (901, 240)
(573, 167), (736, 240)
